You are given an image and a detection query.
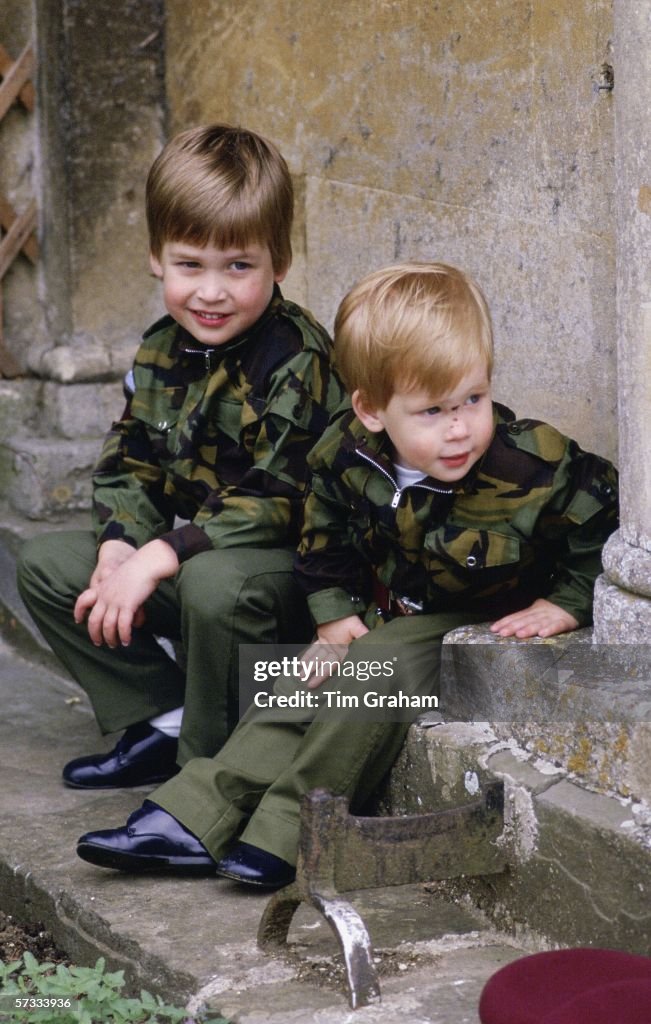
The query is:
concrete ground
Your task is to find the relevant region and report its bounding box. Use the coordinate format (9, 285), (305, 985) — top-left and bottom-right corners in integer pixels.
(0, 519), (526, 1021)
(0, 637), (528, 1023)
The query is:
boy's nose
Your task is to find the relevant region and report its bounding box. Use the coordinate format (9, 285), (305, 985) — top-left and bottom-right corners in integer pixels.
(446, 412), (470, 439)
(196, 274), (227, 302)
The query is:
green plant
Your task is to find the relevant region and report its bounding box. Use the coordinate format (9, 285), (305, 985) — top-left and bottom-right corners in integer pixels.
(0, 952), (228, 1024)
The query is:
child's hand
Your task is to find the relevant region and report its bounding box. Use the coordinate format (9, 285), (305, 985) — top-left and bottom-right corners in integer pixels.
(74, 540), (179, 648)
(316, 615), (369, 646)
(301, 615), (369, 689)
(490, 598), (579, 639)
(89, 540), (136, 587)
(76, 540), (141, 643)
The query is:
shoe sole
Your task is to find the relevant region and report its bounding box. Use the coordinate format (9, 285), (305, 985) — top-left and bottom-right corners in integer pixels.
(215, 865), (294, 889)
(77, 842), (217, 875)
(63, 776), (177, 790)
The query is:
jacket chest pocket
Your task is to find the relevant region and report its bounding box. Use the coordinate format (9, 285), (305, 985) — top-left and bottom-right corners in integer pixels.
(424, 526), (521, 591)
(130, 388), (183, 463)
(210, 398), (244, 445)
(131, 387), (183, 435)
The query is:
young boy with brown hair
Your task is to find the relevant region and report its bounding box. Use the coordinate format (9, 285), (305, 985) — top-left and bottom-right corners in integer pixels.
(17, 124), (344, 786)
(72, 262), (618, 887)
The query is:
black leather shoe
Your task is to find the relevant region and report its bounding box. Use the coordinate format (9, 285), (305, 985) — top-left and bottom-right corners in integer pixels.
(62, 722), (180, 789)
(216, 842), (296, 889)
(76, 800), (217, 874)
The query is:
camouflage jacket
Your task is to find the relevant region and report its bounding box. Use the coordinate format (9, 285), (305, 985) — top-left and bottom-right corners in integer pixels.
(92, 289), (345, 560)
(295, 402), (619, 627)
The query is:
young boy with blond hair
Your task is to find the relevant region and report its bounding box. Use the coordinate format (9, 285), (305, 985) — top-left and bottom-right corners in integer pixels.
(18, 124), (344, 786)
(72, 262), (618, 887)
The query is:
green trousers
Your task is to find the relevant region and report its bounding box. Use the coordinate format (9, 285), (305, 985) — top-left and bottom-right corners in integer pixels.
(17, 530), (312, 762)
(152, 608), (488, 866)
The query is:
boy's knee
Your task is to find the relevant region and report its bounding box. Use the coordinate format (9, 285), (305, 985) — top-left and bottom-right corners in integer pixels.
(177, 550), (295, 615)
(17, 534), (50, 587)
(17, 531), (95, 600)
(17, 535), (67, 610)
(178, 551), (247, 602)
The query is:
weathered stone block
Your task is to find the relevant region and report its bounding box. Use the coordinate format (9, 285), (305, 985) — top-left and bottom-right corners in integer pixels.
(377, 720), (499, 815)
(440, 623), (651, 800)
(593, 574), (651, 646)
(35, 339), (137, 386)
(166, 0), (613, 236)
(601, 531), (651, 599)
(502, 779), (651, 951)
(384, 716), (651, 952)
(485, 749), (563, 796)
(38, 381), (123, 440)
(0, 381), (40, 438)
(0, 436), (100, 519)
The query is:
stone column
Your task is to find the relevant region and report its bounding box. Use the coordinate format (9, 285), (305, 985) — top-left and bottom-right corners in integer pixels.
(593, 0), (651, 643)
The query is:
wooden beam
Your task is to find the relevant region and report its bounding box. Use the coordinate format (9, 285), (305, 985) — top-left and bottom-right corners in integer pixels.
(0, 44), (35, 122)
(0, 41), (36, 377)
(0, 193), (38, 264)
(0, 44), (35, 111)
(0, 200), (37, 280)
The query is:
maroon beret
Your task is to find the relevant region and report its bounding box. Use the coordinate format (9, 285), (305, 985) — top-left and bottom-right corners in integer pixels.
(479, 948), (651, 1023)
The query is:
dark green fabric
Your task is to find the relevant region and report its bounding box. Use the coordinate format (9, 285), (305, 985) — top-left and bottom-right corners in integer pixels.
(153, 607), (488, 864)
(17, 530), (312, 760)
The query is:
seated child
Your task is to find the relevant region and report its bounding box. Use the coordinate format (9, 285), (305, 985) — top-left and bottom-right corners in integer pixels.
(71, 261), (618, 886)
(17, 123), (344, 786)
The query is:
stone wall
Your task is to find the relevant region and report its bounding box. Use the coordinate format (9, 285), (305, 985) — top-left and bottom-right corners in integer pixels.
(0, 0), (619, 520)
(0, 1), (166, 522)
(165, 0), (617, 461)
(32, 0), (166, 379)
(2, 0), (165, 377)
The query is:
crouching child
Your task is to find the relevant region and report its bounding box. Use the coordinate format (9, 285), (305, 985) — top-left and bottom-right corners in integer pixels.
(17, 124), (345, 786)
(72, 262), (618, 886)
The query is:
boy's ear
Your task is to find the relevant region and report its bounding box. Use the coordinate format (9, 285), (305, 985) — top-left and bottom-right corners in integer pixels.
(352, 390), (385, 433)
(273, 261), (289, 285)
(149, 252), (163, 279)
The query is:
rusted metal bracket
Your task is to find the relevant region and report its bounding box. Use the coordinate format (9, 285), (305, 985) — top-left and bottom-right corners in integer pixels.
(258, 781), (505, 1008)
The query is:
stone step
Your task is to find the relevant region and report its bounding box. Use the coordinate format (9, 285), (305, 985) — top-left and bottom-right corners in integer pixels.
(440, 623), (651, 800)
(0, 512), (90, 668)
(380, 708), (651, 955)
(0, 640), (529, 1023)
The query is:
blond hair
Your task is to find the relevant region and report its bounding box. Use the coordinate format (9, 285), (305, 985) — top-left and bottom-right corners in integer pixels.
(146, 124), (293, 273)
(334, 262), (493, 408)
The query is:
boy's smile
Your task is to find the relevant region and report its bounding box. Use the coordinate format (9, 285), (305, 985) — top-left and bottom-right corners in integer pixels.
(150, 241), (286, 347)
(352, 361), (494, 483)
